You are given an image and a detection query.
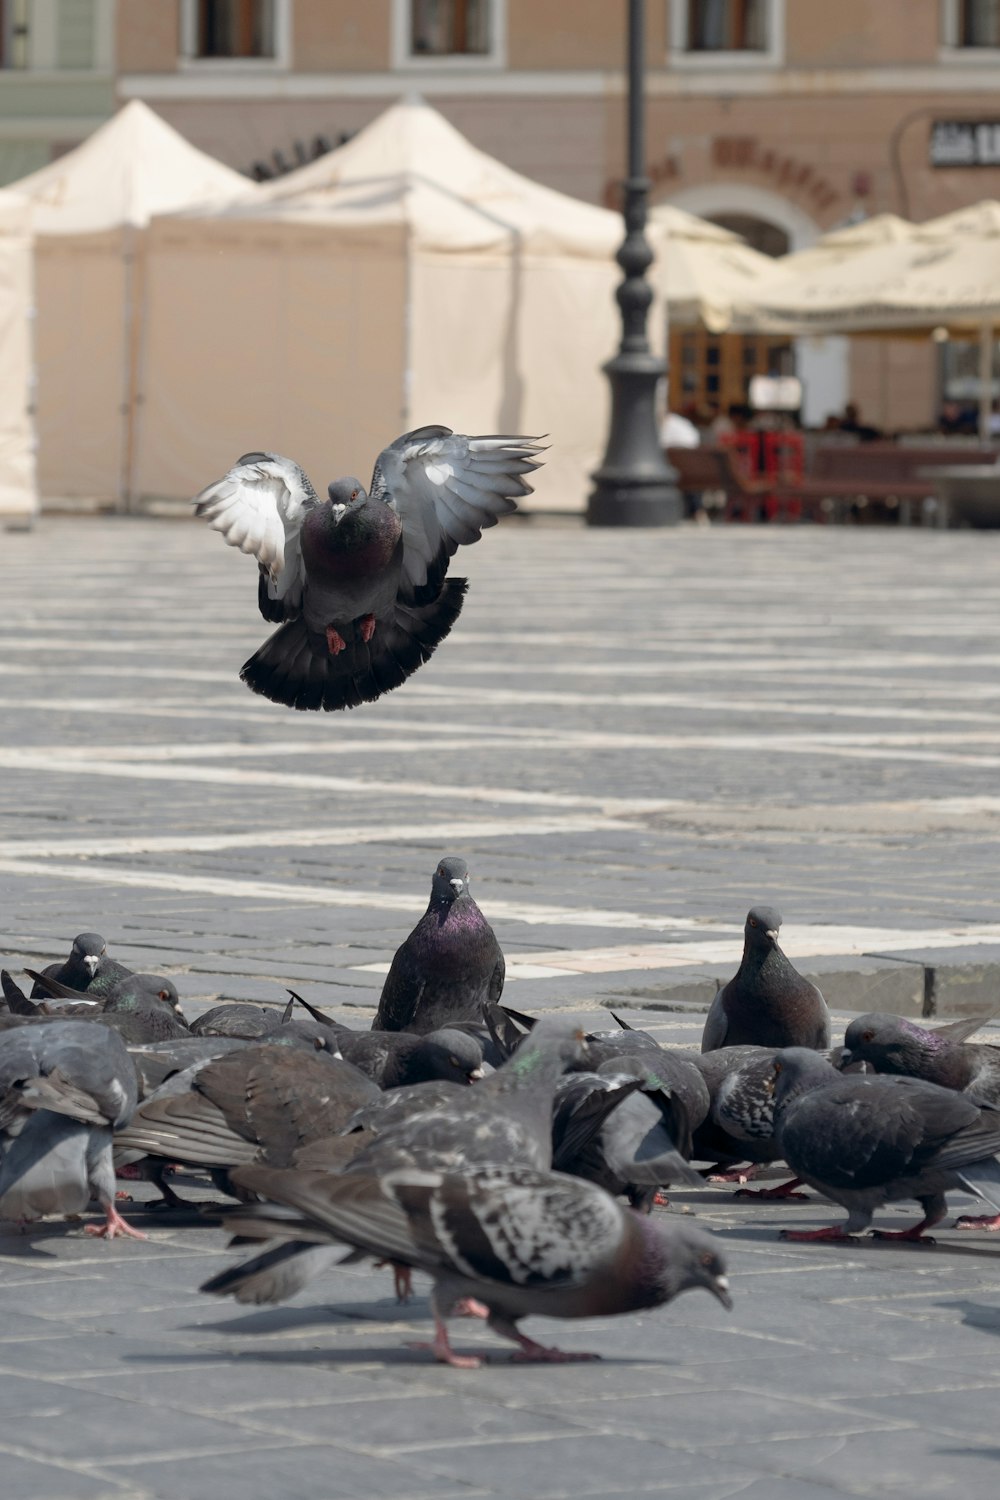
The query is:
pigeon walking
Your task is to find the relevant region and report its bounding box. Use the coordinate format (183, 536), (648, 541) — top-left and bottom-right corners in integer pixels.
(0, 1019), (143, 1239)
(209, 1164), (731, 1366)
(373, 857), (504, 1034)
(841, 1011), (1000, 1232)
(770, 1047), (1000, 1242)
(701, 907), (830, 1053)
(194, 427), (545, 712)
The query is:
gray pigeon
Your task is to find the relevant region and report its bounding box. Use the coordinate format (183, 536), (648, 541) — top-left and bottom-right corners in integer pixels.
(194, 427), (545, 711)
(199, 1015), (586, 1306)
(701, 907), (830, 1053)
(552, 1055), (703, 1210)
(372, 857), (505, 1035)
(207, 1163), (731, 1366)
(287, 999), (485, 1090)
(0, 1019), (142, 1239)
(770, 1047), (1000, 1241)
(27, 968), (190, 1044)
(841, 1011), (1000, 1232)
(28, 932), (132, 1002)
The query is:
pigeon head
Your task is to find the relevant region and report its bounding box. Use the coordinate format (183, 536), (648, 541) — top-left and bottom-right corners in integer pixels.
(417, 1029), (485, 1085)
(639, 1220), (732, 1310)
(744, 907), (782, 949)
(326, 477), (368, 517)
(430, 856), (470, 907)
(769, 1046), (840, 1111)
(841, 1013), (934, 1072)
(71, 932), (107, 977)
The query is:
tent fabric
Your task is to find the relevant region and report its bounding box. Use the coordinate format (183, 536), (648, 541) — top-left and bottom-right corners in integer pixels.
(649, 204), (780, 332)
(0, 187), (36, 521)
(732, 202), (1000, 334)
(138, 97), (742, 513)
(6, 101), (255, 504)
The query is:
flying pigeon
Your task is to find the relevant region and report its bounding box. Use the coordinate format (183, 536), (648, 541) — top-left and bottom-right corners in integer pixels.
(194, 426), (545, 711)
(770, 1047), (1000, 1241)
(701, 907), (830, 1053)
(0, 1019), (142, 1239)
(372, 857), (505, 1035)
(29, 932), (132, 1002)
(208, 1163), (731, 1365)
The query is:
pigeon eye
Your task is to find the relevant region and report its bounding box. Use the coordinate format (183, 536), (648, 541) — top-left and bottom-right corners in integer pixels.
(351, 488), (359, 500)
(749, 918), (758, 927)
(862, 1030), (874, 1042)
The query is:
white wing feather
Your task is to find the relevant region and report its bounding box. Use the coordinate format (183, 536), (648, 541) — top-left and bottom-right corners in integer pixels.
(193, 453), (320, 610)
(370, 429), (545, 596)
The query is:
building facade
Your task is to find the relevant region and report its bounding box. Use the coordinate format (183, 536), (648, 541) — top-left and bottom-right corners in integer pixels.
(4, 0), (1000, 428)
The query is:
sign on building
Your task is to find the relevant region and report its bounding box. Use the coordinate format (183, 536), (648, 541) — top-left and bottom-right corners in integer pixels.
(930, 121), (1000, 168)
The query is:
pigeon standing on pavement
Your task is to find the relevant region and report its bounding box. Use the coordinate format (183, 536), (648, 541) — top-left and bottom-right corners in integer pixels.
(0, 1019), (143, 1239)
(211, 1163), (732, 1366)
(29, 933), (132, 1002)
(194, 426), (545, 712)
(701, 907), (830, 1053)
(769, 1047), (1000, 1242)
(841, 1011), (1000, 1232)
(372, 857), (505, 1035)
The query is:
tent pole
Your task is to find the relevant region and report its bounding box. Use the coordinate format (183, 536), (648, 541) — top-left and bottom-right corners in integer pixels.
(979, 322), (993, 443)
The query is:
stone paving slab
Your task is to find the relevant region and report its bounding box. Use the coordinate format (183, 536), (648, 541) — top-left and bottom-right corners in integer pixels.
(3, 518), (1000, 1497)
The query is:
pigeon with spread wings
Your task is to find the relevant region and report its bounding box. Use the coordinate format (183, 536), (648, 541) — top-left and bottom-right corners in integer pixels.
(194, 426), (545, 712)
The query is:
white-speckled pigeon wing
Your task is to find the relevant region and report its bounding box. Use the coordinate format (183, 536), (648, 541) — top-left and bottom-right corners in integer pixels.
(193, 452), (320, 614)
(370, 427), (546, 597)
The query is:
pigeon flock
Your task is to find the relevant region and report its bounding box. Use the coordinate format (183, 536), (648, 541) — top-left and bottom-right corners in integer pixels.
(195, 426), (545, 711)
(3, 872), (1000, 1368)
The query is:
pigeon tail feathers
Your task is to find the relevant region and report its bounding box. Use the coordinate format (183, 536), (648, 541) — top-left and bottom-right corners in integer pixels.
(240, 579), (467, 712)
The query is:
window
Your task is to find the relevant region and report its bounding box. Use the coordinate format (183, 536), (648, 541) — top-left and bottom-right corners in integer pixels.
(392, 0), (505, 67)
(195, 0), (274, 59)
(958, 0), (1000, 45)
(410, 0), (490, 55)
(1, 0), (31, 68)
(687, 0), (767, 51)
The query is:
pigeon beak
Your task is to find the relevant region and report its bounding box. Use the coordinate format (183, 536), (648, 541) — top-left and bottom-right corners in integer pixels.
(468, 1067), (485, 1082)
(450, 878), (465, 894)
(83, 955), (100, 976)
(330, 503), (346, 524)
(709, 1275), (733, 1310)
(765, 929), (779, 942)
(838, 1048), (853, 1067)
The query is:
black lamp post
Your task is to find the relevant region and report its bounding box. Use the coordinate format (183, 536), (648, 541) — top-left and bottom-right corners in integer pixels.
(587, 0), (681, 526)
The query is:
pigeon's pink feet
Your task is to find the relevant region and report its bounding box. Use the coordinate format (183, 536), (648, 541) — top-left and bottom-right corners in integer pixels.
(955, 1212), (1000, 1231)
(325, 625), (347, 656)
(736, 1177), (808, 1201)
(407, 1316), (482, 1369)
(708, 1164), (759, 1185)
(453, 1298), (490, 1319)
(358, 613), (376, 644)
(779, 1225), (855, 1242)
(871, 1225), (936, 1244)
(392, 1262), (413, 1303)
(116, 1164), (145, 1181)
(85, 1204), (147, 1241)
(114, 1190), (133, 1203)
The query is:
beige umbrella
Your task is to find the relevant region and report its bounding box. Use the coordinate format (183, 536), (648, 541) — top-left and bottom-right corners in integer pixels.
(647, 204), (782, 332)
(733, 202), (1000, 437)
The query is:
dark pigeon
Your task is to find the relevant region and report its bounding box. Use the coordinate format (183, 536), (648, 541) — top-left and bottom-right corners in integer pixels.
(194, 428), (545, 712)
(841, 1010), (1000, 1232)
(552, 1055), (703, 1210)
(28, 932), (132, 1003)
(27, 968), (190, 1044)
(288, 1000), (485, 1090)
(207, 1164), (731, 1366)
(0, 1019), (143, 1239)
(701, 907), (830, 1053)
(770, 1046), (1000, 1241)
(372, 857), (505, 1035)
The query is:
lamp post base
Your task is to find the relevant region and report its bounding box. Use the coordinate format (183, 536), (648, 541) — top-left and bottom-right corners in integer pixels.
(586, 350), (682, 527)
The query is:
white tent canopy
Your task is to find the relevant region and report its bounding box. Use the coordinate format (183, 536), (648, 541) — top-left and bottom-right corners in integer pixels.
(0, 187), (36, 521)
(648, 204), (781, 333)
(136, 98), (697, 512)
(7, 100), (255, 504)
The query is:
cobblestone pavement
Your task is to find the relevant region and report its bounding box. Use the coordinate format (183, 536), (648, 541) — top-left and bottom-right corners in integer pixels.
(2, 516), (1000, 1499)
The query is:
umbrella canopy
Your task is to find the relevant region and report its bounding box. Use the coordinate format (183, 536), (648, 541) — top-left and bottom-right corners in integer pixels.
(648, 204), (780, 332)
